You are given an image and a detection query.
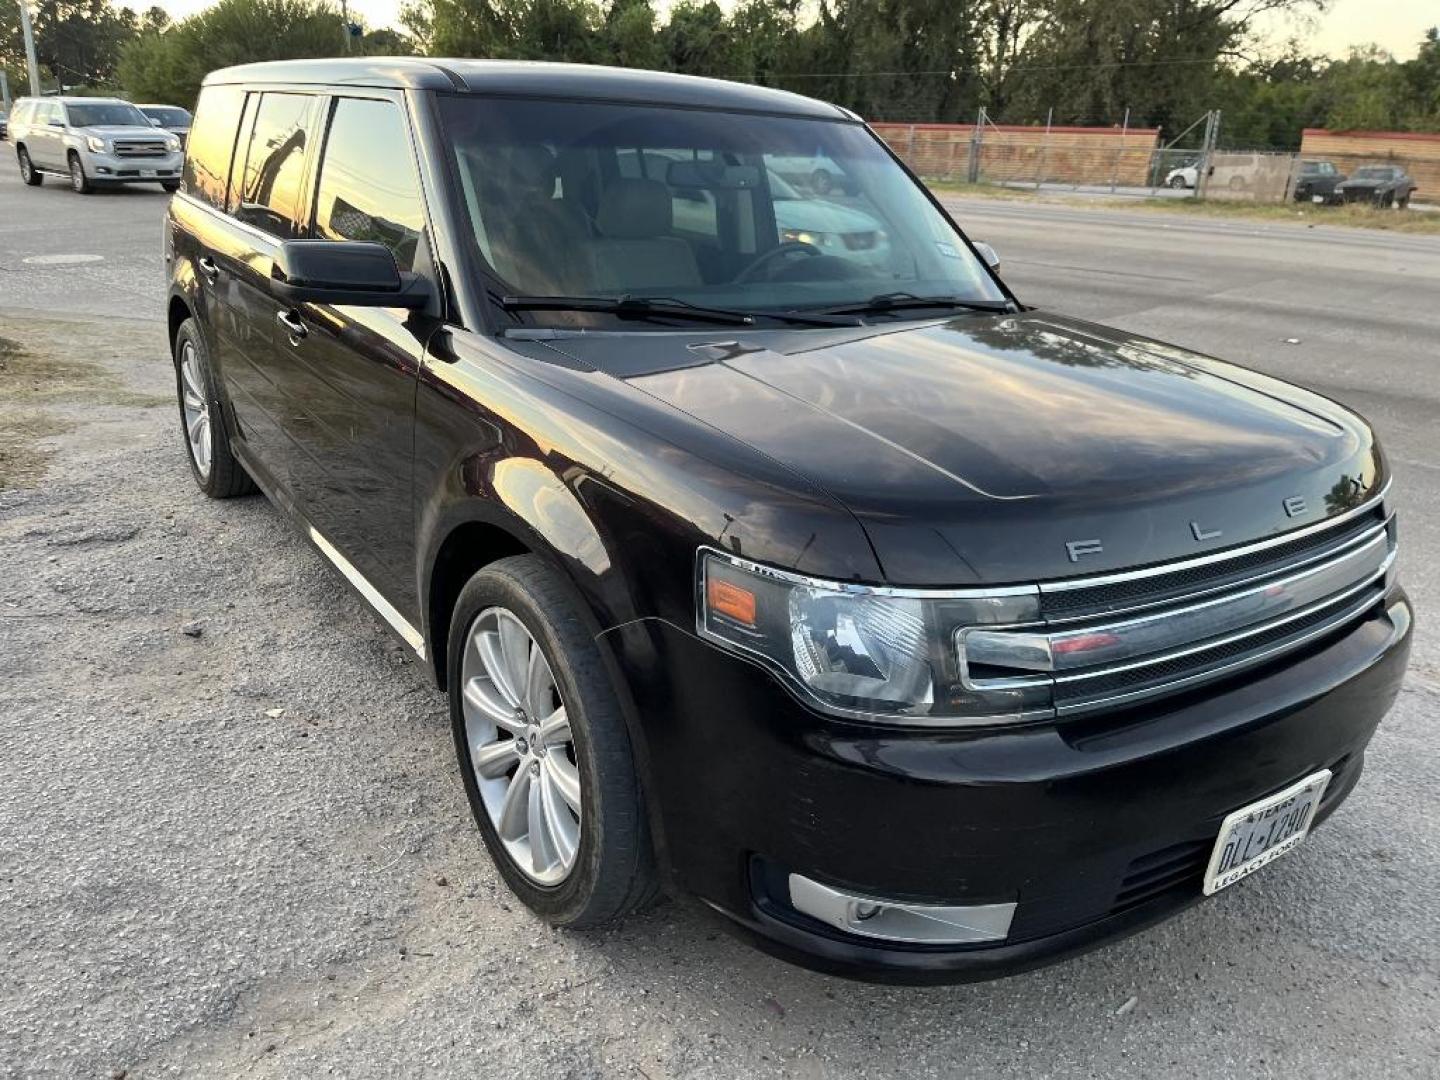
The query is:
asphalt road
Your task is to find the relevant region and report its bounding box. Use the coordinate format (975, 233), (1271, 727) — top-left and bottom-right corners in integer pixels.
(1, 166), (1438, 1078)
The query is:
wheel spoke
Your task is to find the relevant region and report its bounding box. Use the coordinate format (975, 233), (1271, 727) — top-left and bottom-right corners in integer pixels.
(182, 362), (204, 403)
(187, 411), (205, 440)
(462, 676), (524, 733)
(496, 766), (531, 841)
(470, 735), (519, 780)
(538, 705), (570, 747)
(543, 753), (581, 816)
(540, 765), (579, 866)
(524, 643), (555, 719)
(497, 615), (531, 704)
(528, 775), (560, 874)
(198, 418), (212, 466)
(477, 629), (522, 708)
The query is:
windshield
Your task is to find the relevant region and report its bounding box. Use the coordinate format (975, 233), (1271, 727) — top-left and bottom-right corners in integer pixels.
(437, 95), (1005, 324)
(140, 106), (191, 127)
(1354, 167), (1395, 180)
(65, 102), (149, 128)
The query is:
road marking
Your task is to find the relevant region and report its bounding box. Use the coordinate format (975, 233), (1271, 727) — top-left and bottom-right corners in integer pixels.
(23, 253), (104, 266)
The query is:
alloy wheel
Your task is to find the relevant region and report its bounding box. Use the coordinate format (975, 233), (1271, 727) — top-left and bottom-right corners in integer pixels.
(19, 150), (33, 182)
(179, 341), (212, 478)
(70, 158), (84, 192)
(461, 606), (582, 885)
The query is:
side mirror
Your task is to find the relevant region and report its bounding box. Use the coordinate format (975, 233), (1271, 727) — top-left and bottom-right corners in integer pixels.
(270, 240), (429, 309)
(972, 241), (1001, 275)
(49, 118), (65, 128)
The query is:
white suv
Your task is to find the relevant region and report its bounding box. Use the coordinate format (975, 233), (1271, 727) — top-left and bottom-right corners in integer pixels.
(9, 96), (184, 194)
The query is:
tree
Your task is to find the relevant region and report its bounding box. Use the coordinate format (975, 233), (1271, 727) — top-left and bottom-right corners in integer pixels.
(118, 0), (354, 106)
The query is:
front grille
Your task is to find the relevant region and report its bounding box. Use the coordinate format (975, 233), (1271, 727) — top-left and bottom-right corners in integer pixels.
(961, 491), (1396, 718)
(114, 140), (167, 158)
(1041, 504), (1388, 622)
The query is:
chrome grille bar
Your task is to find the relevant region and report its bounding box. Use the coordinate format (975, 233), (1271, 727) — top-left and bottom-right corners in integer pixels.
(963, 528), (1391, 675)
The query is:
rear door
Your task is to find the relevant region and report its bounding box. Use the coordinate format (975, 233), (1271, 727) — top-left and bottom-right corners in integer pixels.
(30, 102), (62, 168)
(273, 91), (436, 609)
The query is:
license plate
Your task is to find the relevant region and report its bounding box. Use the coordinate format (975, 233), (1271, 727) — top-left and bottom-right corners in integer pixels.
(142, 169), (156, 177)
(1312, 194), (1325, 204)
(1203, 769), (1331, 895)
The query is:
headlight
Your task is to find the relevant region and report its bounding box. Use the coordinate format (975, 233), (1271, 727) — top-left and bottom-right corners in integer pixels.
(697, 549), (1047, 726)
(86, 135), (106, 153)
(781, 228), (832, 248)
(165, 134), (181, 152)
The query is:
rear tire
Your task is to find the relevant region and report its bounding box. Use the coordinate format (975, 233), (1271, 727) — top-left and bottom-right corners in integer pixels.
(17, 147), (41, 186)
(173, 318), (256, 499)
(449, 555), (658, 928)
(1168, 175), (1187, 189)
(68, 152), (91, 194)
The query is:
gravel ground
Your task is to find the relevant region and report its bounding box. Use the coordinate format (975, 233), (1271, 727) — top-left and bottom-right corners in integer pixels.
(1, 175), (1438, 1078)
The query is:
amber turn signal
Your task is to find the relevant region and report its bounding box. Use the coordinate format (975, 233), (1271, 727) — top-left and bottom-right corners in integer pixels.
(707, 577), (757, 627)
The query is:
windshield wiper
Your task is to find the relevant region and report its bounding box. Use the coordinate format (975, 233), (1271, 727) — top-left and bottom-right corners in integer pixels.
(809, 292), (1017, 317)
(499, 294), (860, 328)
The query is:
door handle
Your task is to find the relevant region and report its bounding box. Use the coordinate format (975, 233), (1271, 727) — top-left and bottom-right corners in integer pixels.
(276, 309), (308, 342)
(197, 255), (219, 284)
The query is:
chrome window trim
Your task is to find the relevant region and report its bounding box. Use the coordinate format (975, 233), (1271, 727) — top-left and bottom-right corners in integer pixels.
(1040, 480), (1390, 595)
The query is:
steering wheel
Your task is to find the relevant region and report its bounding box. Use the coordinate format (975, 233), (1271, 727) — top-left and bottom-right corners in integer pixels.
(734, 241), (821, 283)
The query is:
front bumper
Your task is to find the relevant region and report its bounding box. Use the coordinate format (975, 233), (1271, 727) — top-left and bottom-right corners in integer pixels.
(606, 588), (1411, 983)
(83, 149), (182, 182)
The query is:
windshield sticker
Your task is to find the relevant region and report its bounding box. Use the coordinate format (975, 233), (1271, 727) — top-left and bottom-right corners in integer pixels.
(935, 241), (961, 258)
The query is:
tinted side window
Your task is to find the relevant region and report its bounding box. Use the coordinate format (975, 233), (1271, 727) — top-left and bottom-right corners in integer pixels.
(235, 92), (318, 239)
(312, 97), (426, 272)
(182, 85), (247, 211)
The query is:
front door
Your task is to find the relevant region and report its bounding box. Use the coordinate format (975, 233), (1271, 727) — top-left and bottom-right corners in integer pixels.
(259, 92), (435, 614)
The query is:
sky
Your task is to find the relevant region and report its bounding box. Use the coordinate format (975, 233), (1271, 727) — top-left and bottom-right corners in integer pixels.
(149, 0), (1437, 61)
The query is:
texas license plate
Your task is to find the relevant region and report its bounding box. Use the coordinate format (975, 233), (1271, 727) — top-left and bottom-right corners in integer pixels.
(1203, 769), (1331, 895)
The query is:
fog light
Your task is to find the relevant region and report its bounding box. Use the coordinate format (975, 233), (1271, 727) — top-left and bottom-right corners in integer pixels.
(788, 874), (1015, 945)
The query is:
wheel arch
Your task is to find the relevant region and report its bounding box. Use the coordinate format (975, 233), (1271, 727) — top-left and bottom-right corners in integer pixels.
(167, 293), (194, 358)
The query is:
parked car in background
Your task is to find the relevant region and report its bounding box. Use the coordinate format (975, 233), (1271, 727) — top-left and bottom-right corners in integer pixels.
(1336, 165), (1417, 208)
(1292, 160), (1345, 204)
(767, 150), (856, 194)
(165, 58), (1410, 984)
(1164, 163), (1197, 189)
(137, 104), (193, 149)
(9, 96), (183, 193)
(0, 110), (8, 141)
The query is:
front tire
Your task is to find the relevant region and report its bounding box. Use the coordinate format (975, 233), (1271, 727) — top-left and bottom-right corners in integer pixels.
(161, 180), (180, 193)
(449, 555), (657, 928)
(1168, 175), (1188, 189)
(17, 147), (42, 186)
(173, 318), (255, 498)
(68, 152), (91, 194)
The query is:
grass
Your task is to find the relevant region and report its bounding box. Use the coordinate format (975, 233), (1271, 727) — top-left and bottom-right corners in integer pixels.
(1129, 198), (1440, 234)
(0, 334), (166, 490)
(923, 179), (1041, 200)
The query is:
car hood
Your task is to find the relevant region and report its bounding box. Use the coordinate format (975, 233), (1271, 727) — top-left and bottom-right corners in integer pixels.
(81, 124), (167, 139)
(1338, 178), (1390, 189)
(538, 313), (1382, 585)
(774, 200), (882, 234)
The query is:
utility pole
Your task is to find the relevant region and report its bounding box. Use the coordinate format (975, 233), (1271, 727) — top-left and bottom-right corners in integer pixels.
(1195, 110), (1218, 200)
(340, 0), (354, 52)
(17, 0), (42, 97)
(1, 71), (10, 114)
(967, 106), (985, 184)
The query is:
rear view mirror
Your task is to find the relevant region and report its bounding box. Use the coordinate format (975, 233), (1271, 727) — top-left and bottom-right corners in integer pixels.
(271, 240), (429, 308)
(667, 160), (761, 190)
(973, 241), (1001, 274)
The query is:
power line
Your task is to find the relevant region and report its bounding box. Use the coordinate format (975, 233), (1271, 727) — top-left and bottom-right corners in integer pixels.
(729, 55), (1234, 81)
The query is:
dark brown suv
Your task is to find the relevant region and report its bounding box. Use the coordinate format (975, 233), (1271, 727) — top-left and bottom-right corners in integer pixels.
(165, 58), (1410, 982)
